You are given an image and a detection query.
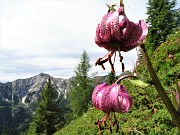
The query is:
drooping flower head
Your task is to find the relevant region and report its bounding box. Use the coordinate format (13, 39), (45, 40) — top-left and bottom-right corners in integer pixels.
(95, 6), (148, 52)
(94, 3), (148, 73)
(92, 82), (132, 133)
(92, 83), (132, 113)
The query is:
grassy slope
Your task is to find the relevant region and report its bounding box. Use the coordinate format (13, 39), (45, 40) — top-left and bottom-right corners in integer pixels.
(55, 107), (177, 135)
(54, 108), (101, 135)
(54, 108), (124, 135)
(55, 31), (180, 135)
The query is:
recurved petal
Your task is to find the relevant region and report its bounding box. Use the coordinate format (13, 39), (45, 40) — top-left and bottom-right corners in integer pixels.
(95, 24), (111, 49)
(110, 12), (123, 41)
(137, 20), (148, 41)
(117, 91), (132, 113)
(118, 20), (148, 52)
(100, 83), (132, 113)
(96, 11), (115, 43)
(115, 85), (132, 113)
(99, 13), (114, 41)
(92, 83), (107, 110)
(101, 84), (114, 113)
(120, 18), (132, 40)
(95, 24), (109, 43)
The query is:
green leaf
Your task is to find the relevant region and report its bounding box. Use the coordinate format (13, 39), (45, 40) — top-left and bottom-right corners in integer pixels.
(128, 79), (150, 88)
(171, 93), (178, 110)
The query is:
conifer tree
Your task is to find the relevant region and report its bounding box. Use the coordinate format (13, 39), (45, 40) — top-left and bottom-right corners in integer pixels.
(106, 71), (116, 85)
(68, 50), (93, 118)
(146, 0), (179, 52)
(27, 77), (65, 135)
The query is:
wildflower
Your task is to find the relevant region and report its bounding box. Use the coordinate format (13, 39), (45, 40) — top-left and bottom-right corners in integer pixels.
(95, 4), (148, 72)
(92, 83), (132, 113)
(92, 82), (132, 133)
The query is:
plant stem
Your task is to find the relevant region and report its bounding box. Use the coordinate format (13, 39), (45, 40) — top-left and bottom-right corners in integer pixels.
(115, 74), (136, 84)
(140, 44), (180, 133)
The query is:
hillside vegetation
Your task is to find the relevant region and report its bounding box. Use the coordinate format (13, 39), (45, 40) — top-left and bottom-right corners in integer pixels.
(55, 31), (180, 134)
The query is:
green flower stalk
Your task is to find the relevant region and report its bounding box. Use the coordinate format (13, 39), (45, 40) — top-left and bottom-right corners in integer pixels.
(140, 44), (180, 133)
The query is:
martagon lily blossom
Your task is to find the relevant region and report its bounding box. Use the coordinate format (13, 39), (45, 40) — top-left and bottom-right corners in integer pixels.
(92, 82), (132, 133)
(92, 73), (135, 133)
(92, 83), (132, 114)
(92, 0), (148, 133)
(95, 1), (148, 72)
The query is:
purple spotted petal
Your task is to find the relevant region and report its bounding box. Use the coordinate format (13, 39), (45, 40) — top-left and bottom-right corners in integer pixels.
(117, 85), (132, 113)
(92, 83), (108, 110)
(100, 83), (118, 113)
(95, 11), (115, 43)
(119, 18), (132, 40)
(118, 20), (148, 52)
(95, 7), (125, 49)
(110, 10), (124, 41)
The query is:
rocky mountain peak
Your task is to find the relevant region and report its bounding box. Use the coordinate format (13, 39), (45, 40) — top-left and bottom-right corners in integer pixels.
(0, 73), (70, 106)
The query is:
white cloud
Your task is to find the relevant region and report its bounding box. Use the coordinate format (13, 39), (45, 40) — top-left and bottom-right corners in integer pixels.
(1, 0), (178, 82)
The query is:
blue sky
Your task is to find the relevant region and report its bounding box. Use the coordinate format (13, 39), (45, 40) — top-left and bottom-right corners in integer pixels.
(0, 0), (179, 82)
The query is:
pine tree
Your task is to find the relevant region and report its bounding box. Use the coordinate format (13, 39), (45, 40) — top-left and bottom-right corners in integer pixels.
(146, 0), (179, 52)
(106, 71), (116, 85)
(27, 77), (65, 135)
(175, 8), (180, 30)
(68, 50), (93, 118)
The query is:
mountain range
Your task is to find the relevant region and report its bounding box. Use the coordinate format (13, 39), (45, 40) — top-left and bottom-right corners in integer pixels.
(0, 73), (70, 107)
(0, 73), (72, 134)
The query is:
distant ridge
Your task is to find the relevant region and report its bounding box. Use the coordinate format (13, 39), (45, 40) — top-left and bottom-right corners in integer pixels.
(0, 73), (71, 134)
(0, 72), (70, 106)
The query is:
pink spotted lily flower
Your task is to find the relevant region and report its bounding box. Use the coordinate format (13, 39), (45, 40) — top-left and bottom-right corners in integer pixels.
(92, 83), (132, 113)
(95, 7), (148, 52)
(95, 4), (148, 72)
(92, 82), (132, 133)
